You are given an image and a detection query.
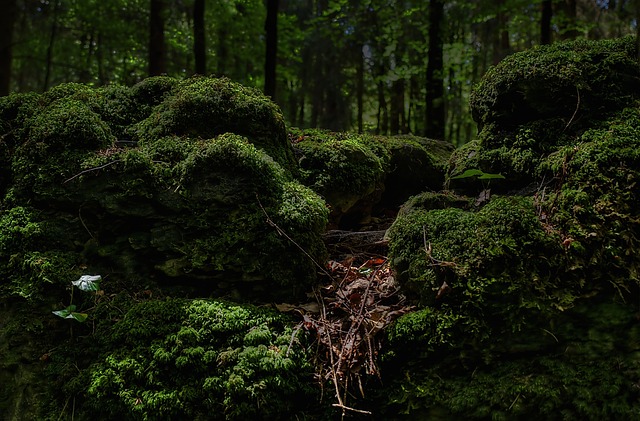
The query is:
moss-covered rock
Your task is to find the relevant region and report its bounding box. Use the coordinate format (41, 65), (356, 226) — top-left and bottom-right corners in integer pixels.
(135, 76), (296, 172)
(378, 37), (640, 419)
(1, 78), (327, 301)
(291, 128), (453, 227)
(452, 36), (640, 191)
(0, 76), (331, 420)
(470, 36), (640, 131)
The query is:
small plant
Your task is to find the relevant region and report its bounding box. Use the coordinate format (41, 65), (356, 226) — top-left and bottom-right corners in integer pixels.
(53, 274), (102, 323)
(450, 169), (505, 205)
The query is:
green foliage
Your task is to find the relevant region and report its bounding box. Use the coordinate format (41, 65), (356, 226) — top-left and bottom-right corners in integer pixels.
(0, 207), (81, 299)
(60, 298), (317, 420)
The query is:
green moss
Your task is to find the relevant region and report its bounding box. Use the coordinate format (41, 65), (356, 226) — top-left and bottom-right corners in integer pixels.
(379, 298), (640, 420)
(55, 298), (317, 420)
(470, 36), (640, 130)
(134, 76), (295, 171)
(0, 207), (83, 299)
(293, 128), (386, 213)
(292, 129), (453, 221)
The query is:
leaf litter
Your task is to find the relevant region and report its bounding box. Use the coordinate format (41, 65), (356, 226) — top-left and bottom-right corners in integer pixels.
(277, 255), (414, 416)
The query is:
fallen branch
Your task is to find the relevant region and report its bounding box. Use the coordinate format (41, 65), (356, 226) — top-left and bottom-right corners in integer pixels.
(63, 160), (122, 184)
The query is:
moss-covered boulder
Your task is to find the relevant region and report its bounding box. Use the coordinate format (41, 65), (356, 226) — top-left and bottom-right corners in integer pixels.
(377, 37), (640, 419)
(1, 78), (327, 301)
(0, 76), (330, 419)
(135, 76), (296, 172)
(451, 36), (640, 190)
(291, 128), (453, 227)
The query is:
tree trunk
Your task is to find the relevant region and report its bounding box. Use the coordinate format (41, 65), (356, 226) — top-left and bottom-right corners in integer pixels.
(217, 26), (228, 75)
(193, 0), (206, 75)
(43, 0), (61, 91)
(149, 0), (167, 76)
(390, 78), (405, 135)
(356, 44), (364, 133)
(557, 0), (579, 40)
(0, 0), (17, 96)
(425, 0), (445, 140)
(376, 78), (388, 135)
(492, 0), (510, 64)
(541, 0), (553, 45)
(264, 0), (278, 99)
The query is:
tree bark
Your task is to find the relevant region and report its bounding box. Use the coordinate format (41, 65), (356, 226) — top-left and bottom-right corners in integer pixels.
(0, 0), (17, 96)
(356, 44), (364, 133)
(557, 0), (579, 40)
(44, 0), (61, 91)
(541, 0), (553, 45)
(264, 0), (278, 99)
(149, 0), (167, 76)
(193, 0), (206, 75)
(425, 0), (445, 140)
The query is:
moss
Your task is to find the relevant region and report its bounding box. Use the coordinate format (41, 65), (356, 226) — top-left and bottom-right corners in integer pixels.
(0, 207), (83, 300)
(52, 134), (328, 298)
(134, 76), (295, 171)
(54, 298), (318, 420)
(292, 128), (453, 225)
(129, 76), (177, 108)
(293, 128), (386, 214)
(470, 36), (640, 131)
(388, 196), (565, 304)
(397, 191), (471, 217)
(379, 298), (640, 420)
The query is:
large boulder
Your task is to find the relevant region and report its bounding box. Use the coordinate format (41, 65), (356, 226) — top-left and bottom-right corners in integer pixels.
(378, 37), (640, 419)
(0, 77), (328, 419)
(451, 36), (640, 191)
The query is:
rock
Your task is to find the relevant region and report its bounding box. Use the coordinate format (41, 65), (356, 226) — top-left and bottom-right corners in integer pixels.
(380, 37), (640, 419)
(291, 128), (453, 228)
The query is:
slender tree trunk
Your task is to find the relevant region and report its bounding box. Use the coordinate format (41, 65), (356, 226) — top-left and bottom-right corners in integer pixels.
(636, 0), (640, 63)
(149, 0), (167, 76)
(356, 44), (364, 133)
(492, 0), (510, 64)
(0, 0), (17, 95)
(557, 0), (579, 40)
(44, 0), (61, 91)
(193, 0), (206, 75)
(264, 0), (278, 99)
(217, 26), (228, 75)
(390, 79), (405, 135)
(425, 0), (445, 140)
(541, 0), (553, 44)
(376, 79), (388, 135)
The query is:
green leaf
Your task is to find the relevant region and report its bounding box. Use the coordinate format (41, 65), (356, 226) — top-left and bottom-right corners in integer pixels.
(477, 173), (505, 180)
(53, 305), (77, 319)
(70, 312), (88, 322)
(450, 169), (484, 179)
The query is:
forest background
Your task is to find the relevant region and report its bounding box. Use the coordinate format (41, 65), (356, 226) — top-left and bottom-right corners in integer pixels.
(1, 0), (639, 147)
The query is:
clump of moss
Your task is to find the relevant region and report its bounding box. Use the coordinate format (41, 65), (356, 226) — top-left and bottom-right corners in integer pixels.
(56, 298), (318, 420)
(293, 128), (387, 215)
(134, 76), (295, 171)
(452, 37), (640, 191)
(0, 207), (83, 299)
(292, 128), (453, 226)
(470, 36), (640, 131)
